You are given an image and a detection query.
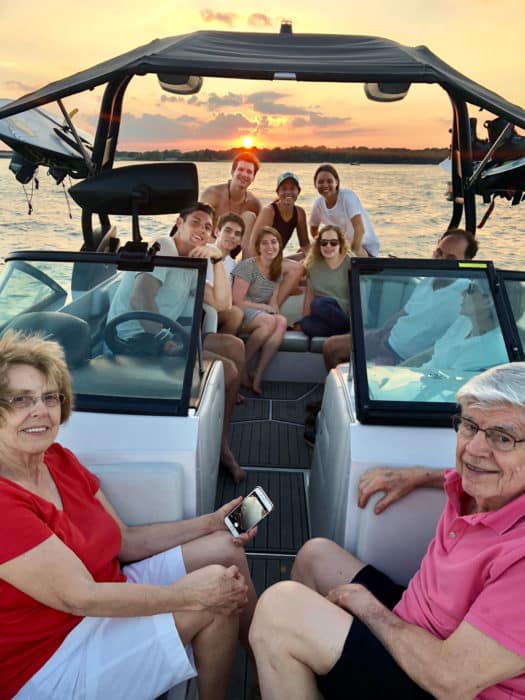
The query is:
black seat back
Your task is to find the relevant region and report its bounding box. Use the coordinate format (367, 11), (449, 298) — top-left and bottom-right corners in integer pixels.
(5, 312), (91, 367)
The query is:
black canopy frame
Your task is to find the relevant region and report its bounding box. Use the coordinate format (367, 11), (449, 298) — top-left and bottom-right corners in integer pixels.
(1, 28), (525, 247)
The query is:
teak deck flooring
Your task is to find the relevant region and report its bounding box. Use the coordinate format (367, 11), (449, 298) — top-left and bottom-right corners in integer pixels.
(214, 381), (321, 700)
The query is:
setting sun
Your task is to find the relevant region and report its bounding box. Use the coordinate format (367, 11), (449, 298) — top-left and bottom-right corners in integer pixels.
(242, 136), (254, 149)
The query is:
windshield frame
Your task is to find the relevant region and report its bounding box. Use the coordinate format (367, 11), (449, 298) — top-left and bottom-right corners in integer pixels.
(1, 249), (208, 417)
(348, 257), (523, 426)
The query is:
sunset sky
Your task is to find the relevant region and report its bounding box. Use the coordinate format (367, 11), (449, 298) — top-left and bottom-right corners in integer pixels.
(2, 0), (524, 151)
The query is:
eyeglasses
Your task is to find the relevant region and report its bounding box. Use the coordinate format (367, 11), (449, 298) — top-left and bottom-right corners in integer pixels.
(452, 414), (525, 452)
(466, 282), (486, 296)
(320, 240), (339, 247)
(3, 392), (65, 411)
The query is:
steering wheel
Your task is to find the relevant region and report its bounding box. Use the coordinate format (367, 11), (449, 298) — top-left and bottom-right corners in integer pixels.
(104, 311), (189, 356)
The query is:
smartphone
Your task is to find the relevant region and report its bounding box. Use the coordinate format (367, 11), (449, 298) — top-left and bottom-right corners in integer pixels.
(224, 486), (274, 537)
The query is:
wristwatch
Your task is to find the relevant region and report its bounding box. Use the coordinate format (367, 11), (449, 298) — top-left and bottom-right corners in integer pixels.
(211, 256), (224, 265)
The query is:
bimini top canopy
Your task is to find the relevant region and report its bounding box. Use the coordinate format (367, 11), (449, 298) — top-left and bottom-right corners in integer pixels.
(1, 30), (525, 127)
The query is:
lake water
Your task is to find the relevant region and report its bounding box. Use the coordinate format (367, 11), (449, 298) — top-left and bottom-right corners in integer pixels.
(1, 159), (523, 269)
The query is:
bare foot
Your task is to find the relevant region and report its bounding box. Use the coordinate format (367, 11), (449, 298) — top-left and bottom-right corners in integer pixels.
(240, 370), (253, 391)
(220, 448), (247, 483)
(251, 378), (263, 396)
(236, 393), (245, 405)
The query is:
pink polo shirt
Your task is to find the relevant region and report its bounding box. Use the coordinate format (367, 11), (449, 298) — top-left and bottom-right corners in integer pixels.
(394, 470), (525, 699)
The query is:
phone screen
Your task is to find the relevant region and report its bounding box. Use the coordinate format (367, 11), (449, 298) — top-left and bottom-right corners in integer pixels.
(227, 491), (270, 534)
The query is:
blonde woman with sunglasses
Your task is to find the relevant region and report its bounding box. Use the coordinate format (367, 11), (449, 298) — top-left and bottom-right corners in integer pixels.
(297, 225), (355, 338)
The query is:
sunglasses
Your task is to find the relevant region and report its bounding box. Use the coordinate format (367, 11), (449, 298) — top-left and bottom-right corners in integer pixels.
(465, 282), (490, 299)
(320, 239), (339, 247)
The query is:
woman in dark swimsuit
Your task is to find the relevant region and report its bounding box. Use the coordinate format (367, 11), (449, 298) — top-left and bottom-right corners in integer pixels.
(250, 172), (310, 305)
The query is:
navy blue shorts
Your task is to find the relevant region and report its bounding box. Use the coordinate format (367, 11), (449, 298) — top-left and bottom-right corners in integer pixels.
(316, 565), (433, 699)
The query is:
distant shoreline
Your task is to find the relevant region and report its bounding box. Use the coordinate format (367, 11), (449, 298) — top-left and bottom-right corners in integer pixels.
(117, 146), (449, 165)
(0, 146), (449, 165)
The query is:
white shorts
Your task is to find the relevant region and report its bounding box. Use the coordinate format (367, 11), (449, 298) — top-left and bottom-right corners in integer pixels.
(15, 546), (196, 700)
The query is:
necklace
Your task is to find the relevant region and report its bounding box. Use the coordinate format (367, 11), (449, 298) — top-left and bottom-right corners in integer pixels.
(227, 180), (247, 214)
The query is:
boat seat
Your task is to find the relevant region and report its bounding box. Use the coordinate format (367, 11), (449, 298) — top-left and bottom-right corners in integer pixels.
(279, 330), (310, 352)
(4, 311), (91, 367)
(88, 461), (185, 525)
(309, 336), (326, 353)
(71, 354), (186, 397)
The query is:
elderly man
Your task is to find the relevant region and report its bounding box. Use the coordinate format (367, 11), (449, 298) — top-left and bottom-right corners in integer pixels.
(251, 362), (525, 699)
(201, 151), (262, 258)
(322, 227), (479, 371)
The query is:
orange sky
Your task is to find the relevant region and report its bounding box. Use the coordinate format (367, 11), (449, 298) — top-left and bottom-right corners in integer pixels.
(1, 0), (524, 151)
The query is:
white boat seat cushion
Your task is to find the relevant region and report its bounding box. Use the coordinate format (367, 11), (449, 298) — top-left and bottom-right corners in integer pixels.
(89, 462), (185, 525)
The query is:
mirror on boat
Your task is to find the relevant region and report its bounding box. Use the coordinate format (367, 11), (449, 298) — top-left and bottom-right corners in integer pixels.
(364, 82), (411, 102)
(157, 73), (203, 95)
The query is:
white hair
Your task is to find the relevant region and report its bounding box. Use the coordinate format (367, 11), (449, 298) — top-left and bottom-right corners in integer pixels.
(456, 362), (525, 409)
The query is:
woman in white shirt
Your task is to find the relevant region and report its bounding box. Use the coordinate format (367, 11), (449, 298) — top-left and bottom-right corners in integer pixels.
(309, 164), (379, 257)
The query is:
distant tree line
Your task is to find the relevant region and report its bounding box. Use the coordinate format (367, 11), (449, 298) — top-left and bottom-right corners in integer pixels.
(117, 145), (449, 165)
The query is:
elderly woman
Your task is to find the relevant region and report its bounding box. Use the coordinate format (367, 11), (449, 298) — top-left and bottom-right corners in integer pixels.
(250, 362), (525, 699)
(0, 331), (257, 700)
(297, 225), (354, 338)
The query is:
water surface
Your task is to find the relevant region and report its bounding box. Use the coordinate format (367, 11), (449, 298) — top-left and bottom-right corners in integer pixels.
(1, 160), (523, 268)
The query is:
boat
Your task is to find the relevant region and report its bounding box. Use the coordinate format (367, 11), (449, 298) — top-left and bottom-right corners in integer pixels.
(1, 22), (525, 699)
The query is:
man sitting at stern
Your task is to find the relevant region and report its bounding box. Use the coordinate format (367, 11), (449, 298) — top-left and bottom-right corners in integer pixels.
(322, 227), (479, 371)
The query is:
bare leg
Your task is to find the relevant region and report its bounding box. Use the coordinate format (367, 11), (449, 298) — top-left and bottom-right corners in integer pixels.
(241, 212), (257, 258)
(203, 342), (246, 483)
(251, 315), (287, 394)
(175, 608), (238, 700)
(240, 315), (275, 389)
(205, 332), (245, 376)
(322, 333), (352, 371)
(206, 329), (246, 403)
(250, 580), (353, 700)
(291, 537), (366, 594)
(182, 530), (257, 651)
(218, 306), (244, 335)
(277, 259), (305, 307)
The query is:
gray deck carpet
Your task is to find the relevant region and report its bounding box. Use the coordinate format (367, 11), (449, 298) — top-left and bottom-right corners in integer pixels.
(215, 468), (309, 555)
(229, 420), (313, 469)
(216, 381), (320, 699)
(226, 554), (295, 700)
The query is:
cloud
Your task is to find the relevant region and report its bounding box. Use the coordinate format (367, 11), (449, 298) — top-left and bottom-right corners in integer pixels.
(207, 92), (244, 110)
(247, 91), (311, 116)
(290, 114), (351, 129)
(309, 114), (350, 127)
(117, 110), (257, 145)
(201, 9), (237, 26)
(3, 79), (35, 93)
(198, 112), (256, 138)
(248, 13), (272, 27)
(160, 95), (186, 104)
(291, 117), (309, 128)
(248, 90), (286, 102)
(119, 113), (201, 142)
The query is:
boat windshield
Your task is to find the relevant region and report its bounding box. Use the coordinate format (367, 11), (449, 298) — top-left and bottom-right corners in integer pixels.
(349, 259), (521, 425)
(500, 273), (525, 350)
(0, 251), (207, 416)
